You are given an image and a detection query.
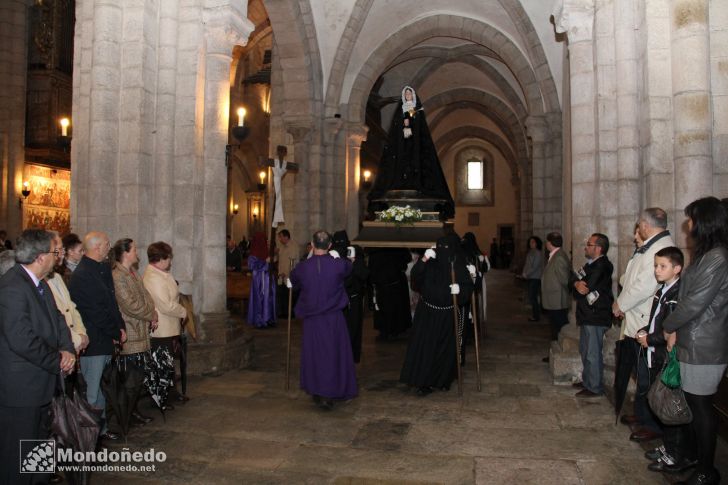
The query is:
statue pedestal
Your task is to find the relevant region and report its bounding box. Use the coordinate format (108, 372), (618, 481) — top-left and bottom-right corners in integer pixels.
(353, 220), (452, 248)
(368, 189), (450, 220)
(187, 312), (254, 376)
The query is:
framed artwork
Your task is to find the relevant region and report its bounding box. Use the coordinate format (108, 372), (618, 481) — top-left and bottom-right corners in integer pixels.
(22, 164), (71, 235)
(455, 147), (494, 206)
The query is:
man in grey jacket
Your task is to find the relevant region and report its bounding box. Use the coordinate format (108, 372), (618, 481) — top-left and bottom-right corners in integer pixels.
(541, 232), (572, 362)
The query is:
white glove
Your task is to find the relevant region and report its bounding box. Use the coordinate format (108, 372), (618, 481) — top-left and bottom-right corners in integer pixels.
(285, 278), (293, 289)
(425, 248), (436, 260)
(466, 264), (476, 277)
(329, 249), (340, 259)
(346, 246), (356, 259)
(478, 255), (484, 262)
(450, 283), (460, 295)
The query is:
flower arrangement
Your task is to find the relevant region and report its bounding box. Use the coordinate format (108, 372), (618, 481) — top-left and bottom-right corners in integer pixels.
(377, 205), (423, 226)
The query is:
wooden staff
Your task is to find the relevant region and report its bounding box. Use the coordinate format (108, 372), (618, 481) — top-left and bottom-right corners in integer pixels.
(285, 257), (295, 391)
(450, 260), (463, 396)
(470, 289), (482, 392)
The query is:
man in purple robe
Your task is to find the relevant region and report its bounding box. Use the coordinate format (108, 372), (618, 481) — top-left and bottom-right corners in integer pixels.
(289, 230), (358, 410)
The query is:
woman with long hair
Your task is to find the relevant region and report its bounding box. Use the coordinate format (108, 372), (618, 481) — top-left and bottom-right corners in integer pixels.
(662, 197), (728, 485)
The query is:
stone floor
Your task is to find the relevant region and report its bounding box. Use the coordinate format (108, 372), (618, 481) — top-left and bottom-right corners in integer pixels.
(97, 269), (728, 484)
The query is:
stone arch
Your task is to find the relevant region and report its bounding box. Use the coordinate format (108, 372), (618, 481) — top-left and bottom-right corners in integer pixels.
(343, 14), (547, 124)
(323, 0), (374, 116)
(428, 101), (516, 145)
(496, 0), (560, 114)
(423, 88), (529, 169)
(434, 126), (519, 181)
(409, 52), (528, 121)
(265, 0), (324, 121)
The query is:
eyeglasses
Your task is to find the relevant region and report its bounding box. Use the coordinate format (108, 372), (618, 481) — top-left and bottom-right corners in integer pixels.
(46, 248), (66, 256)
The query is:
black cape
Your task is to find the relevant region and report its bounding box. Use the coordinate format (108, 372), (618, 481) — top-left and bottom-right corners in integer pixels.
(400, 234), (474, 388)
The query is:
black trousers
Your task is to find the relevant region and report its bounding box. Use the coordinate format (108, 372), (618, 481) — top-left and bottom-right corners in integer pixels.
(0, 403), (52, 485)
(685, 391), (719, 473)
(344, 295), (364, 364)
(545, 308), (568, 341)
(527, 279), (541, 320)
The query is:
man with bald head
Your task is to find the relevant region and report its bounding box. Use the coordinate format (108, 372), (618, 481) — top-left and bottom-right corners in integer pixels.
(68, 231), (126, 441)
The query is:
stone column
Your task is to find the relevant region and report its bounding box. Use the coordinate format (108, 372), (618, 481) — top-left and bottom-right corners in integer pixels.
(526, 115), (547, 238)
(671, 0), (713, 252)
(285, 120), (313, 245)
(0, 0), (28, 239)
(551, 0), (597, 384)
(615, 0), (641, 275)
(545, 111), (564, 234)
(345, 124), (368, 239)
(71, 0), (254, 374)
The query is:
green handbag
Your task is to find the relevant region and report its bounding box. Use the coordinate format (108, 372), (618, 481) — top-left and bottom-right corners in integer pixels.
(660, 347), (681, 389)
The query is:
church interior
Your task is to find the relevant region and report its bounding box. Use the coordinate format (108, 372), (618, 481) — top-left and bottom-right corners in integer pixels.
(1, 0), (727, 482)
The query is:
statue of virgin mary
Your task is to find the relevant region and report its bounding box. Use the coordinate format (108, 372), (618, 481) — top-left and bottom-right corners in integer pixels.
(367, 86), (454, 219)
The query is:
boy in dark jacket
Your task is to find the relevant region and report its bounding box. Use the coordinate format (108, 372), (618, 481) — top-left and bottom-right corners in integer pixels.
(636, 247), (695, 474)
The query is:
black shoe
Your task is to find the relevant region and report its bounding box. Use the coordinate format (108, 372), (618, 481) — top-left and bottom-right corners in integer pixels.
(648, 457), (697, 474)
(132, 411), (154, 425)
(100, 431), (120, 441)
(644, 446), (663, 461)
(416, 386), (433, 396)
(162, 403), (175, 411)
(175, 394), (190, 403)
(542, 356), (550, 363)
(675, 469), (720, 485)
(528, 317), (540, 322)
(439, 384), (451, 392)
(572, 382), (584, 389)
(575, 389), (603, 398)
(49, 472), (64, 484)
(620, 414), (640, 426)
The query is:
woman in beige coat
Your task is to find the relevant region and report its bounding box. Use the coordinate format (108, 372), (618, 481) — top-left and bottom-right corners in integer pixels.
(143, 241), (188, 405)
(112, 238), (158, 423)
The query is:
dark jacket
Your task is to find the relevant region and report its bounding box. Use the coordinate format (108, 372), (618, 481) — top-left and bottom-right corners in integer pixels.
(640, 279), (681, 368)
(662, 247), (728, 365)
(573, 255), (614, 327)
(68, 256), (126, 356)
(0, 265), (74, 407)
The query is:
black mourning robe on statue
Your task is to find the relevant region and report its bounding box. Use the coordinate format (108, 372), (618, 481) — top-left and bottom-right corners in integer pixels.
(367, 97), (455, 218)
(400, 234), (474, 390)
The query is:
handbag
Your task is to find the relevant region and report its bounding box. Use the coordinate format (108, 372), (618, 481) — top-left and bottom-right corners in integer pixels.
(50, 370), (103, 453)
(647, 348), (693, 425)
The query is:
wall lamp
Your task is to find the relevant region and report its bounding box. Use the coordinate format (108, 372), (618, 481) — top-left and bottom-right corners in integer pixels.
(362, 169), (372, 189)
(19, 181), (31, 208)
(257, 170), (267, 191)
(232, 203), (239, 215)
(58, 117), (71, 149)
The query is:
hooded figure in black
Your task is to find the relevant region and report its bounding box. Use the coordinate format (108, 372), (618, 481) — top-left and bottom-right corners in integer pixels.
(367, 86), (455, 219)
(332, 230), (369, 363)
(368, 248), (412, 340)
(400, 233), (474, 395)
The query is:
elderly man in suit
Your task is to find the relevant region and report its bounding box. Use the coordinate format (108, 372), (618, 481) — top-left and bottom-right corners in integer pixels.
(613, 208), (675, 442)
(0, 229), (75, 484)
(541, 232), (572, 362)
